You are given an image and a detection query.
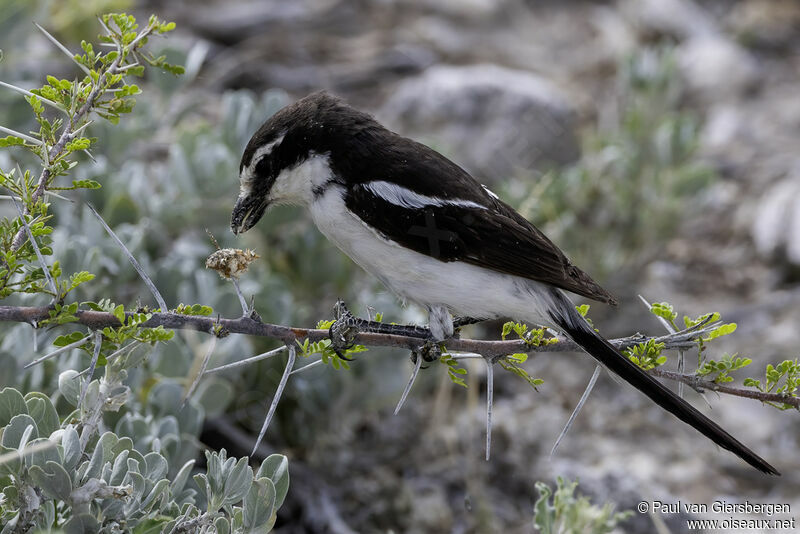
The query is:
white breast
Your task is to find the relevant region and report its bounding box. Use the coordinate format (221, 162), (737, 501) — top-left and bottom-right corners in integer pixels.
(309, 187), (557, 327)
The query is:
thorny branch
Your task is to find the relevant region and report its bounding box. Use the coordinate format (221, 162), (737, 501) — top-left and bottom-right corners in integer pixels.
(0, 304), (795, 409)
(649, 368), (799, 408)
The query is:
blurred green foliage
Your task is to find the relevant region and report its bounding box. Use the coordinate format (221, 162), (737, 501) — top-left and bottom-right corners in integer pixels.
(0, 11), (293, 531)
(506, 48), (716, 278)
(533, 477), (632, 534)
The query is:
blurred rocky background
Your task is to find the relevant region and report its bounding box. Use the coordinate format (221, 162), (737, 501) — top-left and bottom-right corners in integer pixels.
(1, 0), (798, 532)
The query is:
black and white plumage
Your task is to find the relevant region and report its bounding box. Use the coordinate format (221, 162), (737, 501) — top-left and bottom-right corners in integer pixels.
(230, 91), (777, 475)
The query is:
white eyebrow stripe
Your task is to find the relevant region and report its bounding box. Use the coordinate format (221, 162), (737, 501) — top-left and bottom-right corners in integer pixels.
(362, 181), (488, 210)
(240, 133), (286, 184)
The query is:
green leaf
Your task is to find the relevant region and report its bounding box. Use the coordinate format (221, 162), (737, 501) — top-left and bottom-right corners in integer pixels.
(704, 323), (737, 340)
(65, 137), (91, 152)
(113, 304), (125, 324)
(501, 321), (513, 340)
(175, 303), (213, 316)
(53, 331), (87, 347)
(68, 271), (95, 290)
(27, 94), (44, 115)
(0, 135), (25, 147)
(650, 301), (677, 323)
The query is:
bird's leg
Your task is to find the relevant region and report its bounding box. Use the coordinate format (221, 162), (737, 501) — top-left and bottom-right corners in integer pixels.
(452, 316), (485, 329)
(409, 305), (454, 363)
(329, 300), (429, 341)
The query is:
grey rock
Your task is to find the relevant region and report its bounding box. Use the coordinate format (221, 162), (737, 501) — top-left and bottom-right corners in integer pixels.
(677, 36), (761, 99)
(622, 0), (718, 40)
(380, 64), (580, 183)
(752, 171), (800, 265)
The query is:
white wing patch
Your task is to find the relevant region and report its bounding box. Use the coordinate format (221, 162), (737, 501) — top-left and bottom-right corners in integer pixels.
(363, 181), (487, 210)
(481, 184), (499, 200)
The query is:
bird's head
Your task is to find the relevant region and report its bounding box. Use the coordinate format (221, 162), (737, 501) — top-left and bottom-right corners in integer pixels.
(231, 91), (368, 235)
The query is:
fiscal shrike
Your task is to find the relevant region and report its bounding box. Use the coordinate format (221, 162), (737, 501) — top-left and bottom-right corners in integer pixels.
(230, 91), (777, 475)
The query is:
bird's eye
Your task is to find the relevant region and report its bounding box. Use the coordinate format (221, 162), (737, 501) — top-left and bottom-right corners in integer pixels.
(254, 156), (271, 178)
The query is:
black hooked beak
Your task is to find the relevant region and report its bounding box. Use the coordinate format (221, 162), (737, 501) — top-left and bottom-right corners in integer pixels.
(231, 194), (268, 235)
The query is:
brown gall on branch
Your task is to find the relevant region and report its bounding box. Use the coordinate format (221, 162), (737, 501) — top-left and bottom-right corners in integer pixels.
(0, 304), (796, 409)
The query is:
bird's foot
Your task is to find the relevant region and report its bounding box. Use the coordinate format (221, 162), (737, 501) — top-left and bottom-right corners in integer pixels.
(328, 300), (361, 360)
(411, 339), (443, 365)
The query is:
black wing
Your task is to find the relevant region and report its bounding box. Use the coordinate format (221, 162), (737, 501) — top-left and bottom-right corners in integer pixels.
(339, 136), (617, 305)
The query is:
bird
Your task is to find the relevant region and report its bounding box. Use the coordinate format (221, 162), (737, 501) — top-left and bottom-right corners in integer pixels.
(230, 91), (778, 475)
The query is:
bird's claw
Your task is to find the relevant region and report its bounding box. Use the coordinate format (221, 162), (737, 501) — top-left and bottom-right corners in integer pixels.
(411, 339), (442, 365)
(328, 299), (360, 360)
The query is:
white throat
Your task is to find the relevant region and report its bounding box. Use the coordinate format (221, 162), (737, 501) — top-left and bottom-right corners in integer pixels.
(269, 153), (334, 206)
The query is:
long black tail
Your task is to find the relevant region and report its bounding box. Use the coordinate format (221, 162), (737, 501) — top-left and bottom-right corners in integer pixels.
(548, 294), (779, 475)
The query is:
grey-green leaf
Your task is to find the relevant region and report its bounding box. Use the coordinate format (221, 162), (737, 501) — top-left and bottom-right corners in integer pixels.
(0, 388), (27, 428)
(62, 425), (81, 470)
(25, 437), (60, 468)
(144, 452), (168, 481)
(2, 414), (38, 449)
(63, 512), (101, 534)
(243, 477), (276, 530)
(24, 392), (60, 437)
(257, 454), (289, 509)
(222, 457), (253, 506)
(141, 478), (169, 513)
(170, 459), (195, 494)
(83, 437), (106, 481)
(29, 460), (73, 501)
(58, 370), (82, 407)
(214, 516), (231, 534)
(0, 444), (22, 476)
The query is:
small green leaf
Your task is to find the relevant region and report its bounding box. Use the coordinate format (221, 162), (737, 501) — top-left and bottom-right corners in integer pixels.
(650, 302), (677, 323)
(113, 304), (125, 324)
(53, 331), (87, 347)
(0, 135), (25, 147)
(704, 323), (737, 340)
